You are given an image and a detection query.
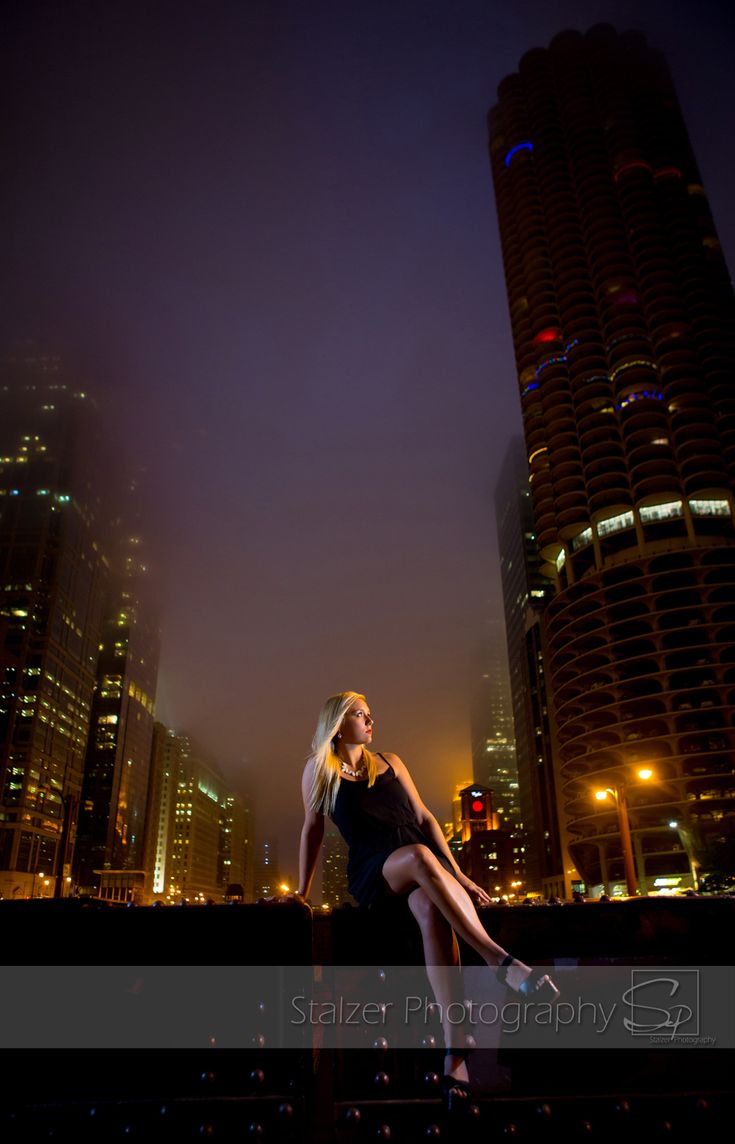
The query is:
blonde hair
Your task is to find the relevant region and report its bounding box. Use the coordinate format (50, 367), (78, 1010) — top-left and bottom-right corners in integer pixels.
(307, 691), (378, 815)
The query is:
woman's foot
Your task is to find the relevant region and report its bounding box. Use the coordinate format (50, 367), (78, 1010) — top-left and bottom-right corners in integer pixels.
(497, 955), (560, 1002)
(442, 1048), (473, 1113)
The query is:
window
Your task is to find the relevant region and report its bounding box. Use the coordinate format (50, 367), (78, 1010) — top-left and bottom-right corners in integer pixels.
(597, 511), (634, 537)
(640, 501), (683, 523)
(99, 675), (122, 699)
(571, 527), (593, 551)
(689, 499), (730, 517)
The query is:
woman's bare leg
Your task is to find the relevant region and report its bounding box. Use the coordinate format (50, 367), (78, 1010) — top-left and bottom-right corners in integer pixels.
(407, 887), (470, 1090)
(383, 844), (533, 991)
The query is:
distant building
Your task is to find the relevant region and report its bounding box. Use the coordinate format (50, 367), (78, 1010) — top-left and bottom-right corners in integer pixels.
(220, 790), (250, 898)
(74, 522), (159, 895)
(242, 794), (255, 901)
(0, 614), (19, 766)
(455, 783), (514, 896)
(470, 626), (526, 885)
(164, 733), (227, 902)
(321, 827), (350, 905)
(0, 353), (109, 900)
(254, 836), (281, 900)
(449, 781), (473, 838)
(143, 724), (248, 903)
(496, 438), (562, 896)
(222, 789), (254, 902)
(144, 722), (182, 900)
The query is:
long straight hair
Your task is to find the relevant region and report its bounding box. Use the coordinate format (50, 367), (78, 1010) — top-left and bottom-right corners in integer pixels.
(307, 691), (377, 815)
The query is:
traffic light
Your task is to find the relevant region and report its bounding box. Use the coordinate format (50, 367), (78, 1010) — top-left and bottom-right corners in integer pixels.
(469, 790), (488, 821)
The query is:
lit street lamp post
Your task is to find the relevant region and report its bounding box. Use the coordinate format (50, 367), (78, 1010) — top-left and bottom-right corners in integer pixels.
(595, 770), (653, 897)
(668, 819), (700, 891)
(596, 786), (637, 896)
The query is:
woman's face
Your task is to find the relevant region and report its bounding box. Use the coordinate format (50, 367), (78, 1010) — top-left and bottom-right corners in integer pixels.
(339, 698), (374, 746)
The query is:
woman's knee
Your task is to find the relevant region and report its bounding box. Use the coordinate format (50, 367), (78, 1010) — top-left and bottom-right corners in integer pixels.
(408, 886), (442, 927)
(403, 844), (440, 874)
(382, 844), (439, 893)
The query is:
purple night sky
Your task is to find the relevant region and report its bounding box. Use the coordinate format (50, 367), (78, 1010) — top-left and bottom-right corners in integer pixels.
(3, 0), (735, 880)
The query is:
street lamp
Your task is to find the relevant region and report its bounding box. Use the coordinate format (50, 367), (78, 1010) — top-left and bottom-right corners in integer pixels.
(31, 870), (47, 898)
(595, 786), (637, 896)
(594, 770), (653, 896)
(668, 820), (700, 891)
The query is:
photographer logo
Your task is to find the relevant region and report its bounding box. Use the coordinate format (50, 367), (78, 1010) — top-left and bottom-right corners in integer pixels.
(622, 970), (699, 1040)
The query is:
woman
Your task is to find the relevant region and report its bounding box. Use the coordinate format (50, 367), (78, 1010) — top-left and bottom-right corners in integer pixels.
(293, 691), (559, 1111)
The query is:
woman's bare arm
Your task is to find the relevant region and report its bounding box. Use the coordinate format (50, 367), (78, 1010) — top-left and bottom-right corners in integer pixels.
(297, 760), (325, 898)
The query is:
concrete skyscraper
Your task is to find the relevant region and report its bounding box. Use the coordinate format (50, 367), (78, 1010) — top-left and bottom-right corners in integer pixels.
(489, 26), (735, 895)
(144, 725), (248, 904)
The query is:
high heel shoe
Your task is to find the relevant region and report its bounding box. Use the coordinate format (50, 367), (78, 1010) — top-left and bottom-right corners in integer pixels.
(497, 955), (560, 1003)
(442, 1046), (474, 1115)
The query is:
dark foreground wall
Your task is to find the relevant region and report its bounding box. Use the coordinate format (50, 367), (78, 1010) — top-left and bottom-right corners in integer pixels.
(320, 893), (735, 964)
(2, 896), (733, 1143)
(4, 891), (731, 962)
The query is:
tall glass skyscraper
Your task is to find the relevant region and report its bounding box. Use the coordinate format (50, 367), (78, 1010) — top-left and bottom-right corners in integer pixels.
(495, 438), (560, 895)
(0, 353), (109, 898)
(73, 523), (159, 894)
(489, 26), (735, 895)
(469, 625), (525, 877)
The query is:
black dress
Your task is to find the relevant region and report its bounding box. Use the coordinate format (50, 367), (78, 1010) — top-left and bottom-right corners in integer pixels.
(330, 753), (461, 907)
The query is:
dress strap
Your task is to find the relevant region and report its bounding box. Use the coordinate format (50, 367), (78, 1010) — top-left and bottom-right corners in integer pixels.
(376, 751), (394, 776)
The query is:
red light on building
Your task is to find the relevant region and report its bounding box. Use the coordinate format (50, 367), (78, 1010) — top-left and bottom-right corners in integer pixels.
(613, 160), (652, 183)
(532, 328), (561, 346)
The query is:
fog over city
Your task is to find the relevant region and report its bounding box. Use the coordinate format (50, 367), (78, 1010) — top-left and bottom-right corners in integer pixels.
(3, 0), (734, 880)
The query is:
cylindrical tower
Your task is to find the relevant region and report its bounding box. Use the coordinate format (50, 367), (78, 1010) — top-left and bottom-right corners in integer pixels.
(489, 25), (735, 894)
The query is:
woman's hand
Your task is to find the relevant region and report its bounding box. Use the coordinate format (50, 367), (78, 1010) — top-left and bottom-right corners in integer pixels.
(458, 875), (493, 907)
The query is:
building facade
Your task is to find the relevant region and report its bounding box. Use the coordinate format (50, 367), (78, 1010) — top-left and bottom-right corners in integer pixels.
(453, 783), (514, 898)
(144, 724), (248, 903)
(470, 628), (521, 828)
(74, 526), (159, 894)
(489, 26), (735, 895)
(321, 827), (350, 906)
(220, 790), (252, 901)
(495, 438), (563, 896)
(254, 837), (281, 900)
(469, 627), (527, 883)
(0, 354), (109, 899)
(144, 722), (182, 900)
